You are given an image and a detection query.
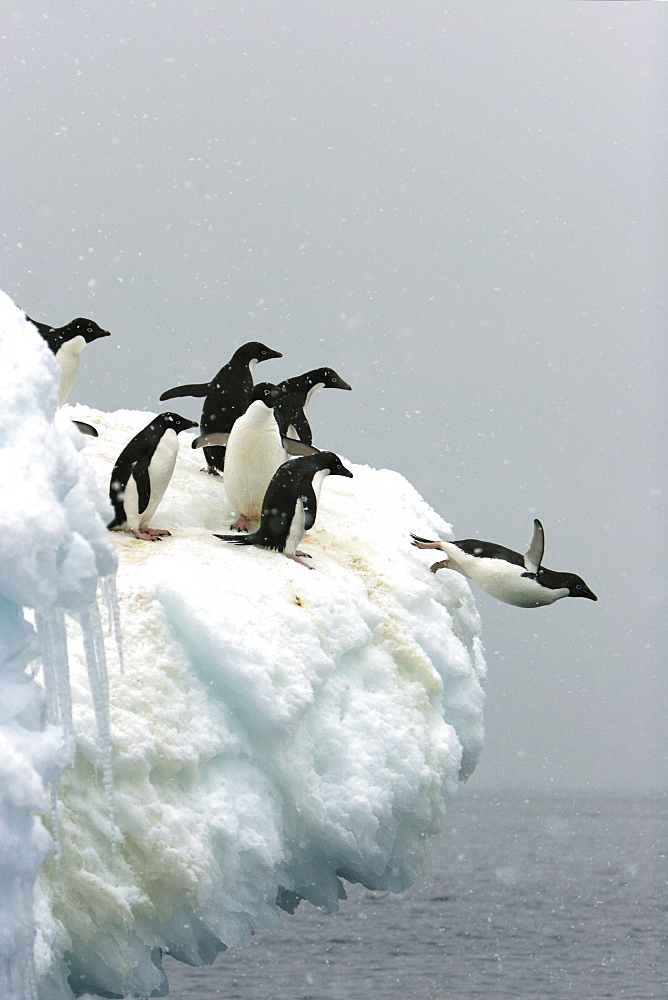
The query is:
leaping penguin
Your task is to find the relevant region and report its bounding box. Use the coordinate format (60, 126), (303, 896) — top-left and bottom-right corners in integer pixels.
(214, 451), (353, 568)
(108, 412), (198, 540)
(192, 382), (318, 532)
(411, 519), (597, 607)
(274, 367), (352, 444)
(159, 341), (282, 474)
(27, 314), (111, 406)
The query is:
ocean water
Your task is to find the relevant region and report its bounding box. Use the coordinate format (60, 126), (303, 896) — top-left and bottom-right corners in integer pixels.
(163, 792), (666, 1000)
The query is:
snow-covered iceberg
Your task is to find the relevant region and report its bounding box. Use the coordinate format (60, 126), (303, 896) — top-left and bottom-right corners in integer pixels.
(0, 290), (486, 1000)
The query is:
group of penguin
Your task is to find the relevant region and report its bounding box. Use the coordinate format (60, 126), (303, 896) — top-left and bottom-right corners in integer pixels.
(28, 312), (597, 607)
(112, 346), (354, 568)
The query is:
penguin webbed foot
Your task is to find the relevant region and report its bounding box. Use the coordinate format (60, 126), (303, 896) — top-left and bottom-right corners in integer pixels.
(144, 528), (171, 537)
(295, 550), (311, 558)
(201, 465), (222, 476)
(430, 559), (449, 573)
(410, 533), (442, 550)
(287, 553), (314, 569)
(131, 529), (163, 542)
(230, 515), (251, 532)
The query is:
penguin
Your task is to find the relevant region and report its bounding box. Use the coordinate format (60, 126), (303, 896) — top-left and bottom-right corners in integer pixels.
(159, 341), (282, 475)
(192, 382), (318, 532)
(107, 412), (198, 540)
(410, 519), (597, 607)
(213, 451), (353, 568)
(274, 367), (352, 444)
(27, 315), (111, 405)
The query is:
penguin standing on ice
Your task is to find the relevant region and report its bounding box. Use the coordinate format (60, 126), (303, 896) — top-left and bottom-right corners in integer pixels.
(214, 451), (353, 568)
(108, 412), (198, 540)
(159, 341), (282, 474)
(27, 315), (111, 406)
(274, 367), (352, 444)
(411, 519), (597, 607)
(27, 314), (111, 436)
(192, 382), (318, 532)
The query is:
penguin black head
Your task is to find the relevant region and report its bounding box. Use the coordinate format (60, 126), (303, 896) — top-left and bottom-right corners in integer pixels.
(233, 342), (283, 366)
(305, 368), (352, 391)
(562, 573), (597, 601)
(536, 567), (597, 601)
(250, 382), (287, 407)
(159, 412), (199, 434)
(67, 318), (111, 343)
(315, 451), (354, 478)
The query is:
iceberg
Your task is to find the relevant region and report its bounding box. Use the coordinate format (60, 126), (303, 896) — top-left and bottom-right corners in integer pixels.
(0, 289), (486, 999)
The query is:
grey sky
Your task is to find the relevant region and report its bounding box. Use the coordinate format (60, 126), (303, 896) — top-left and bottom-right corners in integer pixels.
(2, 2), (665, 791)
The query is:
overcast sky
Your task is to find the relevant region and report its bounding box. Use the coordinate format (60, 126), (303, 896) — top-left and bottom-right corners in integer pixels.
(2, 2), (665, 791)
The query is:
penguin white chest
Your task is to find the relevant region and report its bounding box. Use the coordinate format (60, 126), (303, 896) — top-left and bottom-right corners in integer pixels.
(310, 468), (328, 507)
(284, 498), (306, 555)
(55, 335), (86, 405)
(446, 546), (566, 607)
(304, 382), (325, 410)
(224, 405), (286, 521)
(144, 430), (179, 519)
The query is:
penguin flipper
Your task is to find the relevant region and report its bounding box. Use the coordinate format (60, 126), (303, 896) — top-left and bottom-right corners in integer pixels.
(192, 431), (230, 449)
(72, 420), (98, 437)
(108, 452), (134, 526)
(283, 436), (320, 457)
(159, 382), (210, 402)
(302, 484), (317, 532)
(289, 411), (313, 446)
(133, 460), (152, 514)
(524, 519), (544, 575)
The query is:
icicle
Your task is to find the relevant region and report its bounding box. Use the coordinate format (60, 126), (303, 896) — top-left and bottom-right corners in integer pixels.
(78, 600), (117, 846)
(49, 784), (61, 866)
(0, 874), (39, 1000)
(34, 609), (72, 730)
(52, 609), (72, 726)
(102, 573), (124, 674)
(17, 875), (38, 1000)
(34, 610), (58, 725)
(34, 609), (74, 865)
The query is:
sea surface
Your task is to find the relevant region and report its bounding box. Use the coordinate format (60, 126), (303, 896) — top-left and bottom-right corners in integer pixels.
(163, 792), (666, 1000)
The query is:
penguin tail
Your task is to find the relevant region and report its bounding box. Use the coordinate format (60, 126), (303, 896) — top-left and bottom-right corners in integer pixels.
(213, 532), (258, 545)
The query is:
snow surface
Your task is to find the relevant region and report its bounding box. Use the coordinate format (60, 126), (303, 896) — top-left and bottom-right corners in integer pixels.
(0, 289), (486, 1000)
